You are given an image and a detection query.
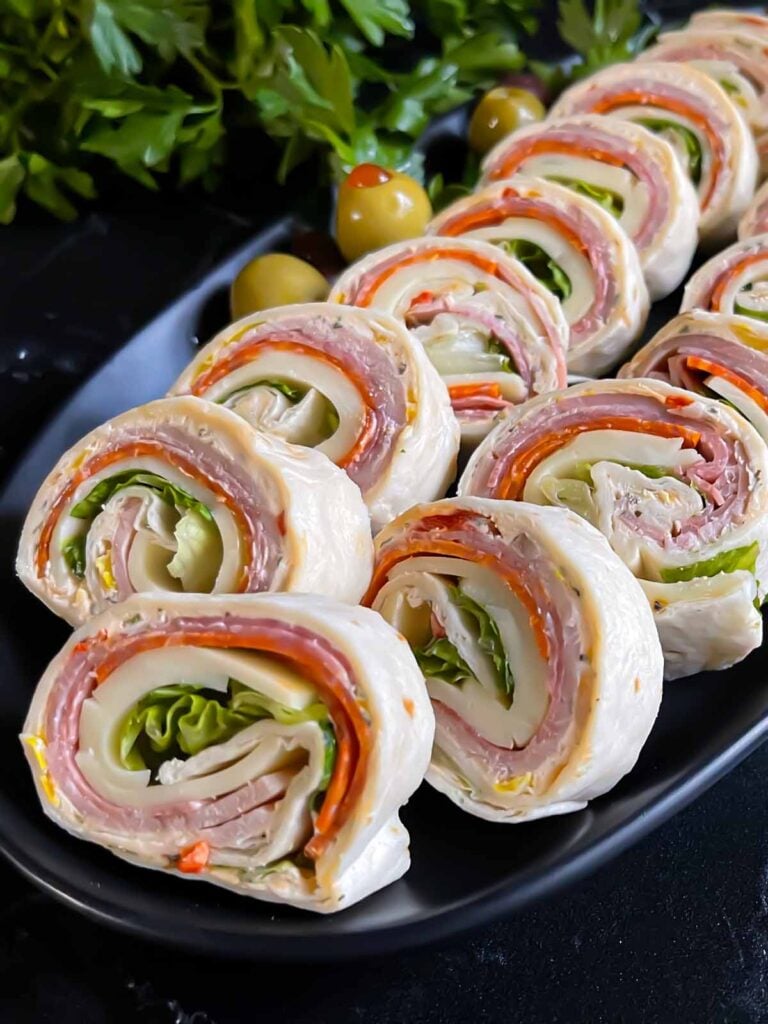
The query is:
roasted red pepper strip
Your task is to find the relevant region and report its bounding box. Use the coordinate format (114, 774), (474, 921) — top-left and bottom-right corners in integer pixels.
(177, 840), (210, 873)
(685, 356), (768, 413)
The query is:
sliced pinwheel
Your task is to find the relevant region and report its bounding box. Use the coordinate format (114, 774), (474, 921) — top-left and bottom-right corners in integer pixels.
(620, 311), (768, 445)
(682, 234), (768, 323)
(170, 303), (459, 528)
(365, 498), (662, 822)
(549, 61), (758, 245)
(637, 30), (768, 165)
(20, 592), (433, 913)
(329, 238), (568, 448)
(428, 176), (649, 377)
(17, 397), (374, 626)
(458, 378), (768, 680)
(479, 114), (699, 300)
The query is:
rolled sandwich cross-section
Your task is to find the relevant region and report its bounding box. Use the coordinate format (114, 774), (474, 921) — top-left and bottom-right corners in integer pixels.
(364, 498), (663, 821)
(740, 182), (768, 241)
(458, 379), (768, 680)
(682, 235), (768, 323)
(21, 593), (434, 913)
(428, 176), (649, 377)
(685, 9), (768, 172)
(17, 396), (374, 626)
(637, 31), (768, 157)
(479, 115), (699, 300)
(620, 311), (768, 446)
(549, 61), (758, 245)
(330, 237), (568, 447)
(170, 303), (459, 528)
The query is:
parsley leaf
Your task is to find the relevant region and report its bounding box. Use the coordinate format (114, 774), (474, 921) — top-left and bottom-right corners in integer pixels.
(0, 0), (546, 221)
(556, 0), (657, 78)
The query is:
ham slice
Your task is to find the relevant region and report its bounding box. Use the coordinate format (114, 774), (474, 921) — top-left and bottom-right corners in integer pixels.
(459, 378), (768, 678)
(367, 498), (662, 821)
(21, 593), (435, 913)
(16, 396), (374, 626)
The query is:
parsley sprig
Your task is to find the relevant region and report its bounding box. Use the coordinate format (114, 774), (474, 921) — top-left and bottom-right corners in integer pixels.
(0, 0), (535, 222)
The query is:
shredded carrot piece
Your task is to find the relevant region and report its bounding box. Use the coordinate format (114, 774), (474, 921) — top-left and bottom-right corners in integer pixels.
(448, 382), (503, 401)
(177, 840), (210, 874)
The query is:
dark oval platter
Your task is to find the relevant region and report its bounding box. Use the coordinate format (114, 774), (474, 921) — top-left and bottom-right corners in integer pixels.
(2, 204), (768, 962)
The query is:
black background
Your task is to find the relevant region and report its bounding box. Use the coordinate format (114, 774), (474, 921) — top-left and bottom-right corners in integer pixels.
(3, 6), (768, 1020)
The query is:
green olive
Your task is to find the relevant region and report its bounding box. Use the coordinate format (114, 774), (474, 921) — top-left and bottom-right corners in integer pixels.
(469, 87), (546, 155)
(335, 163), (433, 263)
(230, 253), (328, 320)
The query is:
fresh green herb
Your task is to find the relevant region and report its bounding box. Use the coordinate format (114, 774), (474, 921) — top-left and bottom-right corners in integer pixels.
(318, 722), (337, 792)
(487, 337), (513, 374)
(548, 176), (624, 218)
(70, 470), (213, 522)
(499, 239), (572, 302)
(555, 0), (658, 79)
(414, 636), (473, 686)
(660, 542), (760, 585)
(450, 586), (515, 705)
(1, 0), (538, 222)
(636, 118), (702, 185)
(61, 535), (87, 578)
(427, 174), (473, 213)
(119, 679), (332, 774)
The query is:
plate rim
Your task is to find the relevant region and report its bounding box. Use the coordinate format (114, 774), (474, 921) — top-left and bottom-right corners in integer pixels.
(1, 708), (765, 961)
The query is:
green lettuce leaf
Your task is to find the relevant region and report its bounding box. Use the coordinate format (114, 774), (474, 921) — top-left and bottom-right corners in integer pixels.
(560, 460), (673, 485)
(219, 379), (340, 438)
(636, 118), (702, 185)
(119, 680), (332, 775)
(166, 508), (222, 592)
(70, 470), (213, 522)
(450, 586), (515, 705)
(660, 542), (760, 584)
(413, 637), (473, 686)
(219, 379), (305, 405)
(734, 302), (768, 324)
(61, 535), (87, 578)
(499, 239), (572, 301)
(548, 175), (624, 218)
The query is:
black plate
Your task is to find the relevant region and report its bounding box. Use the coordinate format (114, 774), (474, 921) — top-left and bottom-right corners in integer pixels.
(2, 213), (768, 962)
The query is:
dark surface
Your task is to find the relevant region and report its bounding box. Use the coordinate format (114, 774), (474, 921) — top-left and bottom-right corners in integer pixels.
(4, 45), (768, 1019)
